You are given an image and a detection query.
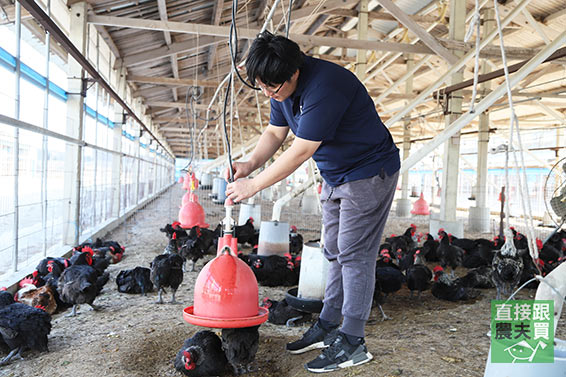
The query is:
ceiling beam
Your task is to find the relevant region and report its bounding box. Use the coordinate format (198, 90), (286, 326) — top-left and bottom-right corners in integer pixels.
(157, 0), (180, 102)
(147, 101), (267, 113)
(375, 0), (458, 65)
(206, 0), (224, 73)
(88, 15), (435, 55)
(127, 75), (221, 88)
(119, 35), (223, 68)
(326, 8), (446, 24)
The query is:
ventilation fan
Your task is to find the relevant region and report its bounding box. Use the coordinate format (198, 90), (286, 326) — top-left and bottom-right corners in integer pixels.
(544, 157), (566, 228)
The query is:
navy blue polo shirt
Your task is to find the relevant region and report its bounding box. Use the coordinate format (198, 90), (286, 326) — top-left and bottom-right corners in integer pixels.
(269, 55), (400, 187)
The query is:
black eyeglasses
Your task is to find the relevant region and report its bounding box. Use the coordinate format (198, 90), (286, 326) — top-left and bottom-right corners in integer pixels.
(258, 81), (285, 95)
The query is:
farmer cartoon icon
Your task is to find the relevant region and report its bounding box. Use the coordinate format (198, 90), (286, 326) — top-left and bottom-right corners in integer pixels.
(504, 340), (547, 363)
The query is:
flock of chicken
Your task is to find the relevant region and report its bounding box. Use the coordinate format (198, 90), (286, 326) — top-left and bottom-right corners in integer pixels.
(2, 216), (564, 376)
(0, 239), (124, 365)
(372, 224), (566, 320)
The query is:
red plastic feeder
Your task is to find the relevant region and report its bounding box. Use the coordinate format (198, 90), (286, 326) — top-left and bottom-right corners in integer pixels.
(183, 234), (268, 328)
(411, 193), (431, 215)
(178, 176), (184, 184)
(178, 193), (209, 228)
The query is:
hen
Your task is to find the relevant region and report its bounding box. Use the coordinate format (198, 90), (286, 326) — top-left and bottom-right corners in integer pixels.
(431, 266), (480, 301)
(0, 291), (51, 365)
(116, 267), (154, 295)
(57, 254), (110, 316)
(262, 298), (310, 326)
(221, 326), (260, 375)
(406, 250), (432, 299)
(248, 255), (298, 287)
(289, 225), (304, 255)
(437, 230), (464, 275)
(235, 218), (258, 246)
(18, 285), (58, 315)
(174, 330), (229, 376)
(456, 266), (494, 289)
(491, 244), (524, 300)
(150, 253), (184, 304)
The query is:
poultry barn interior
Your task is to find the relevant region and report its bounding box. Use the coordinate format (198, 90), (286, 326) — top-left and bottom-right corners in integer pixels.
(1, 0), (566, 375)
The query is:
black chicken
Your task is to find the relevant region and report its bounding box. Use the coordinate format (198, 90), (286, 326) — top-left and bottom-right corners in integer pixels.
(456, 266), (494, 289)
(437, 230), (464, 275)
(431, 267), (480, 301)
(406, 250), (432, 299)
(174, 330), (229, 376)
(385, 224), (417, 254)
(422, 233), (440, 262)
(491, 244), (524, 300)
(262, 298), (311, 326)
(180, 225), (221, 271)
(221, 326), (260, 375)
(57, 254), (109, 316)
(36, 257), (70, 277)
(116, 267), (154, 295)
(235, 218), (258, 246)
(0, 291), (51, 365)
(250, 255), (298, 287)
(150, 253), (184, 304)
(537, 238), (564, 264)
(289, 225), (304, 255)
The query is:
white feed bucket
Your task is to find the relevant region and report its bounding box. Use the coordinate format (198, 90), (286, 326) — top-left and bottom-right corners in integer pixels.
(238, 203), (261, 230)
(257, 221), (289, 256)
(210, 177), (222, 199)
(297, 241), (329, 300)
(200, 173), (213, 190)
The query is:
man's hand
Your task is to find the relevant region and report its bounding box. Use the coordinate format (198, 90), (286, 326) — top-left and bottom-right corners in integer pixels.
(224, 161), (255, 182)
(225, 178), (259, 203)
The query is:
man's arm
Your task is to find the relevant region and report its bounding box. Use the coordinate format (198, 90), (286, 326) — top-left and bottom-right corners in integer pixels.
(226, 136), (321, 202)
(227, 124), (290, 181)
(247, 125), (290, 172)
(252, 137), (320, 192)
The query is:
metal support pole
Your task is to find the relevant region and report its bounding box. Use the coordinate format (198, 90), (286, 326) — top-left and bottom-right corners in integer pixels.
(41, 0), (51, 257)
(12, 2), (21, 272)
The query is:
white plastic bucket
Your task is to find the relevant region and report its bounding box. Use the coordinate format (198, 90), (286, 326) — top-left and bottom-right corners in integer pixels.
(200, 173), (213, 189)
(297, 242), (329, 300)
(257, 221), (289, 256)
(210, 177), (222, 199)
(238, 203), (261, 230)
(484, 337), (566, 377)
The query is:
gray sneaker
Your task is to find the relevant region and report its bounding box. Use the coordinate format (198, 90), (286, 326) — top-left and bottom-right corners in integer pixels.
(304, 332), (373, 373)
(286, 321), (339, 354)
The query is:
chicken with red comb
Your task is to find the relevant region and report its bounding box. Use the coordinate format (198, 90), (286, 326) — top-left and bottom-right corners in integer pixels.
(174, 330), (229, 376)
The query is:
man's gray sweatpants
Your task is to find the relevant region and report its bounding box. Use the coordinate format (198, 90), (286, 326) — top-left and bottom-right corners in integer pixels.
(319, 170), (399, 338)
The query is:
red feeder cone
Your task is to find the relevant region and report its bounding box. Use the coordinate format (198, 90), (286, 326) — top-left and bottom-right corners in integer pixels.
(183, 234), (268, 328)
(178, 176), (184, 184)
(411, 193), (431, 215)
(178, 193), (209, 228)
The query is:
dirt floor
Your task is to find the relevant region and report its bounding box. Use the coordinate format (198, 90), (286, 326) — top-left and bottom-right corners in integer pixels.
(1, 184), (564, 377)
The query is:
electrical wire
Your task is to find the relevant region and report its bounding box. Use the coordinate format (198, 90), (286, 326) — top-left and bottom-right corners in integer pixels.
(285, 0), (294, 38)
(229, 0), (260, 91)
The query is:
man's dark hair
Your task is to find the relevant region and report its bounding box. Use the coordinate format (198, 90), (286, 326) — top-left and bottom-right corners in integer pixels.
(245, 31), (304, 87)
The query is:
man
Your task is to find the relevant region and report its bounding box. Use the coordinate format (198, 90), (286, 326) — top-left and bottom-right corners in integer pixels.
(225, 31), (400, 373)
